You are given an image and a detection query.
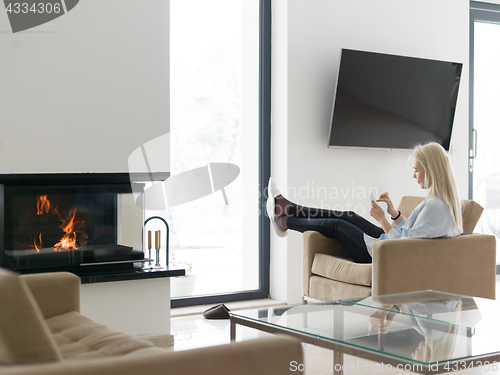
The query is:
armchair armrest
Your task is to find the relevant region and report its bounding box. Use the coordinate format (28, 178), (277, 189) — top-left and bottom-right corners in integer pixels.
(21, 272), (81, 319)
(372, 234), (496, 299)
(303, 231), (351, 297)
(0, 335), (304, 375)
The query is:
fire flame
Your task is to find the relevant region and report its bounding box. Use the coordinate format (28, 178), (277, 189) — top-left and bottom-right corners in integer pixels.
(34, 233), (43, 252)
(34, 195), (82, 251)
(53, 208), (78, 250)
(36, 195), (50, 215)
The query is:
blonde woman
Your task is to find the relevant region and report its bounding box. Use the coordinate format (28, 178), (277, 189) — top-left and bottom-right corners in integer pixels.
(267, 142), (462, 263)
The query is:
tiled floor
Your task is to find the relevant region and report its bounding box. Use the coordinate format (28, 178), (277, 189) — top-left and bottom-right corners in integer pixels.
(169, 276), (500, 374)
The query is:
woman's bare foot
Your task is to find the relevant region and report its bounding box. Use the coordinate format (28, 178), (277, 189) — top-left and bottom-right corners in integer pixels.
(275, 215), (288, 232)
(274, 195), (293, 217)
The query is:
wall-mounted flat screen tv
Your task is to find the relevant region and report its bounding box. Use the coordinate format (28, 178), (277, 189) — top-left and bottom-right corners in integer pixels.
(328, 49), (462, 150)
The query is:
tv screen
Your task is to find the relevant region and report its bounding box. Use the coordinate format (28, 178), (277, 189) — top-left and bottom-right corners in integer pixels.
(328, 49), (462, 150)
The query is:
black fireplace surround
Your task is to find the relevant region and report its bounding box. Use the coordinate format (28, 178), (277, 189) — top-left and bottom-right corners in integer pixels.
(0, 173), (178, 281)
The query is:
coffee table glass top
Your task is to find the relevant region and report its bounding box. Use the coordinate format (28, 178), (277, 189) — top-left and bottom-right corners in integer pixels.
(339, 290), (500, 334)
(230, 291), (500, 366)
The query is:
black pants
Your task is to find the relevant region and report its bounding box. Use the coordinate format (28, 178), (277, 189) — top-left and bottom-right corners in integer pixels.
(287, 204), (384, 263)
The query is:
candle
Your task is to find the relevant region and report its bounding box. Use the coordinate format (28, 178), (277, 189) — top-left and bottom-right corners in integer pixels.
(155, 230), (160, 250)
(148, 231), (152, 250)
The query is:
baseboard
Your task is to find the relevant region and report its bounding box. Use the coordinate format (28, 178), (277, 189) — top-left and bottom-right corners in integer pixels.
(171, 298), (286, 317)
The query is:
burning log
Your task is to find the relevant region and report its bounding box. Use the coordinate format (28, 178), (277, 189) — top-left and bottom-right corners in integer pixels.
(17, 215), (65, 249)
(16, 195), (85, 250)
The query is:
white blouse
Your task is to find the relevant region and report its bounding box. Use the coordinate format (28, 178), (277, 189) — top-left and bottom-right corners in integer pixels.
(364, 197), (461, 256)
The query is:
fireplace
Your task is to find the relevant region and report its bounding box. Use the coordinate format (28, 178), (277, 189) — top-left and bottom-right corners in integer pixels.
(0, 174), (153, 275)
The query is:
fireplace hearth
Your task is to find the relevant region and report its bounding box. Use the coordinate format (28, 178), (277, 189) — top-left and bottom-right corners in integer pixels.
(4, 244), (143, 272)
(0, 173), (153, 275)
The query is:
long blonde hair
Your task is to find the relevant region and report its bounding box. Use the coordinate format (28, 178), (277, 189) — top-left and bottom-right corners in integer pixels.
(420, 300), (462, 362)
(413, 142), (463, 233)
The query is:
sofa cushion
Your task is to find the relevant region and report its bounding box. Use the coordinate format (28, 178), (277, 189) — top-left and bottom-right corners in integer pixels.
(311, 253), (372, 287)
(0, 268), (63, 365)
(46, 311), (163, 360)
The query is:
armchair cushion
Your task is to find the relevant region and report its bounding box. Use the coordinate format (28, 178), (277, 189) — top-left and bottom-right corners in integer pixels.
(461, 200), (484, 234)
(311, 253), (372, 287)
(0, 269), (62, 365)
(309, 276), (371, 302)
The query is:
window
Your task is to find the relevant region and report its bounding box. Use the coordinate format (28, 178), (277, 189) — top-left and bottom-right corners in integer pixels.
(145, 0), (270, 307)
(470, 1), (500, 265)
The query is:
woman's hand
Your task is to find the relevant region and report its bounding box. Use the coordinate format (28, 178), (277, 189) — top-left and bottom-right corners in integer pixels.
(370, 200), (392, 234)
(368, 309), (397, 334)
(376, 192), (398, 218)
(369, 200), (386, 222)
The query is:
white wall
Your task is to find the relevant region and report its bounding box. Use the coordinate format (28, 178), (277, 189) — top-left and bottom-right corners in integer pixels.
(0, 0), (171, 339)
(80, 278), (171, 339)
(271, 0), (470, 304)
(0, 0), (169, 174)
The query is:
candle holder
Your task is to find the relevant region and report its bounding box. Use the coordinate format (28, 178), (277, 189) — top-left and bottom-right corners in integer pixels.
(144, 216), (169, 269)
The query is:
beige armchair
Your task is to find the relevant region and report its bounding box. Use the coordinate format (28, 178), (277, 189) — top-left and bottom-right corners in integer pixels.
(302, 196), (497, 302)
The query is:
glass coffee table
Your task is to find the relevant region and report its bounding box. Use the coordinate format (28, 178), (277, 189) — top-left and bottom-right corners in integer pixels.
(229, 291), (500, 374)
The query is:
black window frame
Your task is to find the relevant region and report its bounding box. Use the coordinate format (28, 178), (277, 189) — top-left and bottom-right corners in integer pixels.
(171, 0), (271, 308)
